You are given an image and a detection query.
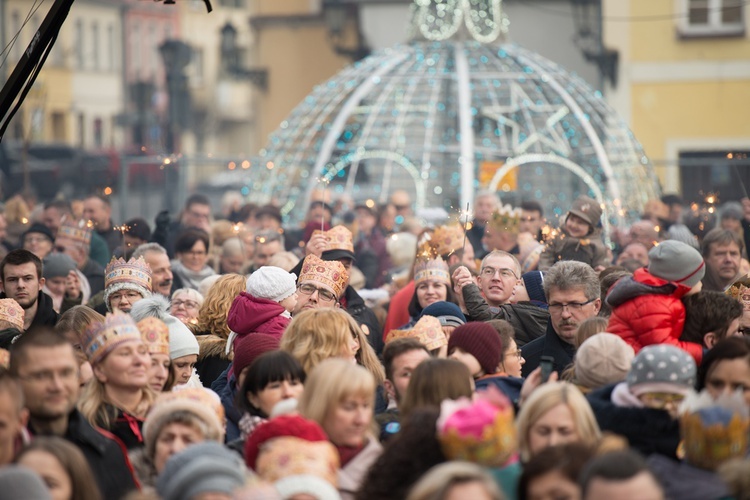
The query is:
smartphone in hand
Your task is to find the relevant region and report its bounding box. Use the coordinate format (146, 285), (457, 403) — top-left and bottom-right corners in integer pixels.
(540, 356), (555, 384)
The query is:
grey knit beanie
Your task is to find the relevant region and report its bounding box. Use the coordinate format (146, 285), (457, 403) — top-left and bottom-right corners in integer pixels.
(626, 344), (696, 396)
(648, 240), (705, 288)
(43, 253), (77, 280)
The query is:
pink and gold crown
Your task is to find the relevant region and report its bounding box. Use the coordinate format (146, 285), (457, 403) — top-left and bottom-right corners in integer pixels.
(57, 218), (92, 247)
(725, 274), (750, 312)
(82, 312), (143, 364)
(255, 436), (340, 486)
(0, 348), (9, 369)
(299, 254), (349, 299)
(313, 225), (354, 253)
(137, 317), (170, 357)
(437, 386), (517, 467)
(488, 204), (521, 234)
(430, 224), (465, 258)
(0, 298), (24, 330)
(413, 256), (450, 286)
(105, 256), (153, 292)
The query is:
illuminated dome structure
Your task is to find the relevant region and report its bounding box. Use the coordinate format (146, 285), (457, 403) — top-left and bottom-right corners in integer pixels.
(254, 0), (661, 231)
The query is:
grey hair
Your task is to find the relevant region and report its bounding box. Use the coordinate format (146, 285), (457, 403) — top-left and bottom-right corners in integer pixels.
(543, 260), (600, 301)
(132, 242), (168, 260)
(254, 229), (284, 249)
(221, 237), (244, 258)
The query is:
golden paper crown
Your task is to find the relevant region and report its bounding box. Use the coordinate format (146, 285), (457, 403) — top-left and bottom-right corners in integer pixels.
(413, 256), (450, 286)
(430, 224), (465, 258)
(411, 315), (447, 351)
(725, 274), (750, 312)
(313, 225), (354, 254)
(488, 204), (521, 234)
(437, 388), (517, 467)
(137, 317), (170, 357)
(105, 256), (153, 292)
(0, 298), (24, 330)
(82, 312), (142, 364)
(255, 436), (340, 486)
(0, 348), (9, 369)
(385, 328), (411, 344)
(151, 386), (225, 429)
(299, 254), (349, 299)
(57, 218), (92, 246)
(681, 408), (750, 470)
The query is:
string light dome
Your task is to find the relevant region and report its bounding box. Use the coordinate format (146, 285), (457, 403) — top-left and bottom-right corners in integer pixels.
(253, 0), (661, 230)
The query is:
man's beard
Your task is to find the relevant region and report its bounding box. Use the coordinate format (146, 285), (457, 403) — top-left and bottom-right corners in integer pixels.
(19, 293), (38, 310)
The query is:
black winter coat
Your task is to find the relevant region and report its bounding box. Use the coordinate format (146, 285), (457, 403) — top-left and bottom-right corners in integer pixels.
(521, 322), (575, 377)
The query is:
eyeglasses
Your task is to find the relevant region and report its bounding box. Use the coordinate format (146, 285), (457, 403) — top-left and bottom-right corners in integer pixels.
(506, 349), (523, 360)
(110, 291), (142, 302)
(172, 299), (200, 310)
(297, 283), (337, 302)
(638, 392), (685, 410)
(548, 299), (596, 313)
(480, 266), (518, 279)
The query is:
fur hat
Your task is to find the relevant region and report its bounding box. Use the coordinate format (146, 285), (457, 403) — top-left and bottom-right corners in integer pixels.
(245, 415), (330, 471)
(648, 240), (705, 288)
(156, 442), (245, 500)
(82, 312), (142, 364)
(143, 387), (225, 457)
(448, 322), (503, 375)
(0, 298), (24, 331)
(247, 266), (297, 303)
(103, 256), (153, 312)
(419, 301), (467, 327)
(575, 333), (634, 389)
(567, 195), (602, 229)
(626, 344), (697, 397)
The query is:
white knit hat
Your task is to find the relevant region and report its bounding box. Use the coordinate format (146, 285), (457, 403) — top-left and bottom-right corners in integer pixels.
(247, 266), (297, 303)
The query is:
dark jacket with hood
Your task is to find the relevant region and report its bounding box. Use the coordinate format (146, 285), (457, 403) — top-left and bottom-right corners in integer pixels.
(586, 383), (681, 459)
(29, 409), (139, 499)
(463, 283), (549, 347)
(195, 331), (231, 389)
(211, 364), (242, 442)
(521, 321), (575, 378)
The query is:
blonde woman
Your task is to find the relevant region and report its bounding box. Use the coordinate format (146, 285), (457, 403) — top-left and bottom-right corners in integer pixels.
(191, 273), (245, 386)
(516, 381), (601, 463)
(407, 462), (503, 500)
(298, 359), (382, 500)
(281, 308), (384, 385)
(78, 313), (155, 450)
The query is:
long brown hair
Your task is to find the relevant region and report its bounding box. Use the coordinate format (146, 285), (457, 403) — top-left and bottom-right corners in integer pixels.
(399, 358), (473, 420)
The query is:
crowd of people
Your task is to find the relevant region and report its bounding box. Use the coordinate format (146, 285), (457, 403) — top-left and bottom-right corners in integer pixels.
(0, 187), (748, 500)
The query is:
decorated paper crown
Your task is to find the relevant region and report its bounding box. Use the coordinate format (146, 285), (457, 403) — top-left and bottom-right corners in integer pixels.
(105, 256), (152, 292)
(82, 312), (142, 364)
(680, 390), (750, 471)
(487, 204), (521, 234)
(298, 254), (349, 299)
(437, 386), (517, 467)
(430, 224), (465, 258)
(312, 225), (355, 254)
(255, 436), (340, 487)
(137, 317), (170, 357)
(385, 315), (447, 352)
(0, 298), (24, 331)
(0, 348), (9, 369)
(57, 218), (92, 247)
(413, 256), (450, 286)
(725, 274), (750, 312)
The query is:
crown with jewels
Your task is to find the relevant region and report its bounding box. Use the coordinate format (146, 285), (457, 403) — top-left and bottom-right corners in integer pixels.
(680, 391), (750, 471)
(298, 254), (349, 299)
(105, 256), (152, 292)
(437, 386), (517, 467)
(430, 224), (466, 258)
(0, 298), (24, 331)
(57, 218), (92, 247)
(82, 312), (143, 364)
(725, 274), (750, 312)
(137, 317), (170, 357)
(413, 256), (450, 286)
(487, 204), (521, 234)
(386, 315), (447, 351)
(312, 225), (355, 254)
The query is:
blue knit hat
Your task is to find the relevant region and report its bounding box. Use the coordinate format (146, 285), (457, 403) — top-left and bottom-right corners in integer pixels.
(420, 301), (467, 327)
(522, 271), (546, 304)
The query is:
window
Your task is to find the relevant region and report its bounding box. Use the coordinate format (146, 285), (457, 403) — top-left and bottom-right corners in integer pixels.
(75, 19), (84, 69)
(93, 118), (103, 148)
(92, 22), (99, 70)
(679, 150), (750, 203)
(132, 24), (141, 78)
(680, 0), (744, 37)
(107, 24), (115, 71)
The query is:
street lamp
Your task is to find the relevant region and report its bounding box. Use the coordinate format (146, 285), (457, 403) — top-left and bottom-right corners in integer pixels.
(322, 0), (370, 62)
(219, 22), (268, 90)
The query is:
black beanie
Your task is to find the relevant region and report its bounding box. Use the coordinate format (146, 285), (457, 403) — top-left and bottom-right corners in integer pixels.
(447, 322), (503, 375)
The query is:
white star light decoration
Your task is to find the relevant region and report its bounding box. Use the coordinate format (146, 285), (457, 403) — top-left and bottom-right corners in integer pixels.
(481, 83), (571, 157)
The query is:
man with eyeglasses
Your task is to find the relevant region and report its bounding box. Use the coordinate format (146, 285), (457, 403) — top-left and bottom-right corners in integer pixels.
(9, 328), (139, 498)
(521, 260), (601, 377)
(453, 250), (549, 347)
(292, 254), (349, 315)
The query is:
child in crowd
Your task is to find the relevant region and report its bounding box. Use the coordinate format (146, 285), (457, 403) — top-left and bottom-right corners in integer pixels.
(538, 195), (609, 271)
(606, 240), (705, 364)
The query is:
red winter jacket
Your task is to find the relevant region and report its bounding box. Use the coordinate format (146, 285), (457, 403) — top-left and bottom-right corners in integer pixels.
(226, 291), (291, 341)
(606, 268), (703, 364)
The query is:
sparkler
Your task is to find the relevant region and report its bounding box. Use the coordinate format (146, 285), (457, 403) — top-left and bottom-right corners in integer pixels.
(461, 203), (470, 252)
